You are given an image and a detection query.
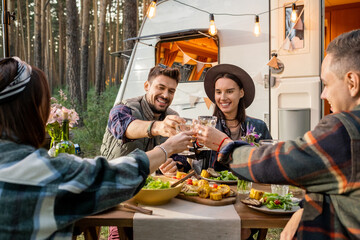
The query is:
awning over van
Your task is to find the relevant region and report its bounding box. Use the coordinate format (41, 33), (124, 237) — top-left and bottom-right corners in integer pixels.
(124, 29), (216, 42)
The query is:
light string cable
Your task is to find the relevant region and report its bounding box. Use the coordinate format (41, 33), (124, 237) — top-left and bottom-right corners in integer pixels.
(172, 0), (300, 18)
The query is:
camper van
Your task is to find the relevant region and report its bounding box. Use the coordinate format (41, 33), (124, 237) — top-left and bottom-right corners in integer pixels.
(114, 0), (360, 140)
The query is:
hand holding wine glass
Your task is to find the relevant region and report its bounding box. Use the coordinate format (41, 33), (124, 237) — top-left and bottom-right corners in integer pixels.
(176, 118), (197, 155)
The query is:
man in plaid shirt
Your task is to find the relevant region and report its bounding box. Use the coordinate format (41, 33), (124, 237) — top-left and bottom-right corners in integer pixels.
(101, 65), (191, 175)
(197, 29), (360, 239)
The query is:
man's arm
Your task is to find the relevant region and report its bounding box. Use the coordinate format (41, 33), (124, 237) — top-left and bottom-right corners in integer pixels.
(108, 105), (184, 140)
(228, 115), (351, 190)
(126, 115), (185, 139)
(107, 104), (136, 142)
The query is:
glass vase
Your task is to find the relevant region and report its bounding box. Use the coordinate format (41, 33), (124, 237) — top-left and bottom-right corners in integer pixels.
(54, 115), (75, 156)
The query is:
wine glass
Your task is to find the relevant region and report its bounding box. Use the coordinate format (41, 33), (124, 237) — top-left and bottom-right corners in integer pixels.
(176, 118), (196, 156)
(196, 116), (217, 150)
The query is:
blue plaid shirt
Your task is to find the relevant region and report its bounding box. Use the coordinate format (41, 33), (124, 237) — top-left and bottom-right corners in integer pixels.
(0, 140), (149, 239)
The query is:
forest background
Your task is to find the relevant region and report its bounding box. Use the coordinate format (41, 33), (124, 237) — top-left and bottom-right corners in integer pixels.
(1, 0), (152, 157)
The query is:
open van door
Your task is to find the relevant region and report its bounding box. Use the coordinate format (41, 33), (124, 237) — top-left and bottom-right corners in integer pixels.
(269, 0), (322, 140)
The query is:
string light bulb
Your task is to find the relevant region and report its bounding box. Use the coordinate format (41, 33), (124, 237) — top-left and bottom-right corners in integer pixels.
(208, 14), (217, 36)
(147, 0), (157, 19)
(291, 3), (297, 23)
(254, 15), (260, 37)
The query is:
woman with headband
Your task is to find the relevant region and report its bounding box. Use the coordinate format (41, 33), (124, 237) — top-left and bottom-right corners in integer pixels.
(0, 57), (192, 239)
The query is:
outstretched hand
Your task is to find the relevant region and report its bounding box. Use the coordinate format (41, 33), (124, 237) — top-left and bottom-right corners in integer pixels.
(153, 115), (185, 137)
(161, 131), (193, 155)
(194, 125), (230, 151)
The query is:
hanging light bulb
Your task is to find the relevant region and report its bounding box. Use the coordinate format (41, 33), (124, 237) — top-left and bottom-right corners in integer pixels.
(147, 0), (157, 19)
(254, 15), (260, 37)
(208, 14), (217, 36)
(291, 3), (297, 23)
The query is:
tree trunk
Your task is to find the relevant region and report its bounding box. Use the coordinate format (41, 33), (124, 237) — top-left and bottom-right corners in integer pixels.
(114, 0), (121, 85)
(93, 0), (98, 61)
(44, 2), (50, 87)
(95, 0), (108, 96)
(8, 0), (15, 56)
(41, 0), (46, 68)
(89, 30), (95, 87)
(122, 0), (138, 73)
(80, 0), (90, 112)
(26, 0), (31, 63)
(65, 0), (81, 110)
(58, 0), (66, 87)
(48, 4), (55, 92)
(34, 0), (42, 68)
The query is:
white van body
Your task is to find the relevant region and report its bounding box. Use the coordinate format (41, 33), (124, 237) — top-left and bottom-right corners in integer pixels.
(115, 0), (322, 140)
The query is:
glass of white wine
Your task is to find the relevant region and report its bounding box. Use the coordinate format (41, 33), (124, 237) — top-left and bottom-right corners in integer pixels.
(197, 116), (217, 150)
(177, 118), (196, 156)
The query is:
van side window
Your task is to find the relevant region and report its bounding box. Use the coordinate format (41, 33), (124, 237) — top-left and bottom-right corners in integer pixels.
(156, 35), (218, 82)
(285, 4), (304, 50)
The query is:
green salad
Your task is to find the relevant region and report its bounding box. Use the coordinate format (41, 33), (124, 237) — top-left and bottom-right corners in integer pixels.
(262, 193), (298, 210)
(143, 176), (170, 189)
(208, 170), (239, 181)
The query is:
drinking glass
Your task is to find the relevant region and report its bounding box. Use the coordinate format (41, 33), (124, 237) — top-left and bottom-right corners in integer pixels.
(197, 116), (217, 150)
(237, 180), (252, 194)
(176, 118), (196, 156)
(259, 139), (289, 195)
(271, 184), (289, 196)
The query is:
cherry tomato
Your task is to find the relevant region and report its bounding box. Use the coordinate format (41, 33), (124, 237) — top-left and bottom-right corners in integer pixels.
(186, 179), (193, 185)
(213, 183), (218, 189)
(274, 199), (281, 205)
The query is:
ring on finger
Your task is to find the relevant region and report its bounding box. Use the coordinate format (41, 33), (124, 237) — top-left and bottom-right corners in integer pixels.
(198, 130), (202, 135)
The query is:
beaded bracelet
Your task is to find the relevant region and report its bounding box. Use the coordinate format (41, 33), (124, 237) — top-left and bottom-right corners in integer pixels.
(155, 145), (168, 162)
(217, 137), (230, 152)
(147, 120), (156, 138)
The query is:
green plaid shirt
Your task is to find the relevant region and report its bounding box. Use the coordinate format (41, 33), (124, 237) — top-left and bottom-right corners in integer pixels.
(220, 104), (360, 239)
(0, 141), (149, 239)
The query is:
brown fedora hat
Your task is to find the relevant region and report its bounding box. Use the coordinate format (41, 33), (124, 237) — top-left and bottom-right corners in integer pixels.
(204, 64), (255, 108)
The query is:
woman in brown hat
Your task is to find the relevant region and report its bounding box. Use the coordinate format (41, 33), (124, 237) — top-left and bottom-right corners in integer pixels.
(196, 64), (271, 171)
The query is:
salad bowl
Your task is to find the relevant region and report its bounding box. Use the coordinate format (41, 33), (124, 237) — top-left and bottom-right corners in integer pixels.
(133, 176), (183, 205)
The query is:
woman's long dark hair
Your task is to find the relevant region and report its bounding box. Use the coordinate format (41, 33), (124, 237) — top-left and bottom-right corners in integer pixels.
(213, 73), (246, 123)
(0, 58), (50, 148)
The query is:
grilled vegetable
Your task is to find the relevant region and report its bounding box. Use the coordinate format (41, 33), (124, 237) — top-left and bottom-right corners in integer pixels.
(198, 185), (211, 198)
(217, 184), (231, 196)
(210, 191), (223, 201)
(201, 169), (210, 178)
(198, 179), (209, 188)
(176, 171), (187, 179)
(249, 188), (264, 200)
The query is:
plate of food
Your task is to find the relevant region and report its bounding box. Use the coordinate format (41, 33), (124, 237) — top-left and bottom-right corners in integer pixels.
(199, 169), (239, 185)
(177, 177), (237, 206)
(241, 189), (300, 215)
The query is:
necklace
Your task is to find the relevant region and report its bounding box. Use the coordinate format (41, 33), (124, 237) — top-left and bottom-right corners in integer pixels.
(230, 125), (241, 140)
(226, 119), (240, 128)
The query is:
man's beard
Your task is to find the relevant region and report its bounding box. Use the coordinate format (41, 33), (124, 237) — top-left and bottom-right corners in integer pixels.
(148, 102), (167, 114)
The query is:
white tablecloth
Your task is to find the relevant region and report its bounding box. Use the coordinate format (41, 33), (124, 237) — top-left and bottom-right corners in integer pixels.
(133, 198), (240, 240)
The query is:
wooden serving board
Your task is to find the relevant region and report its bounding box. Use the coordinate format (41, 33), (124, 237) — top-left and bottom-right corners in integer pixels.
(176, 192), (236, 206)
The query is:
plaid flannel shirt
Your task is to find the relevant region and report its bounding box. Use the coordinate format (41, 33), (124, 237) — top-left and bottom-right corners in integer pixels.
(219, 104), (360, 240)
(0, 140), (149, 239)
(107, 103), (191, 172)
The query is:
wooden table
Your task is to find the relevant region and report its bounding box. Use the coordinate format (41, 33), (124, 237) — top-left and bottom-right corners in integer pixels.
(74, 183), (303, 240)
